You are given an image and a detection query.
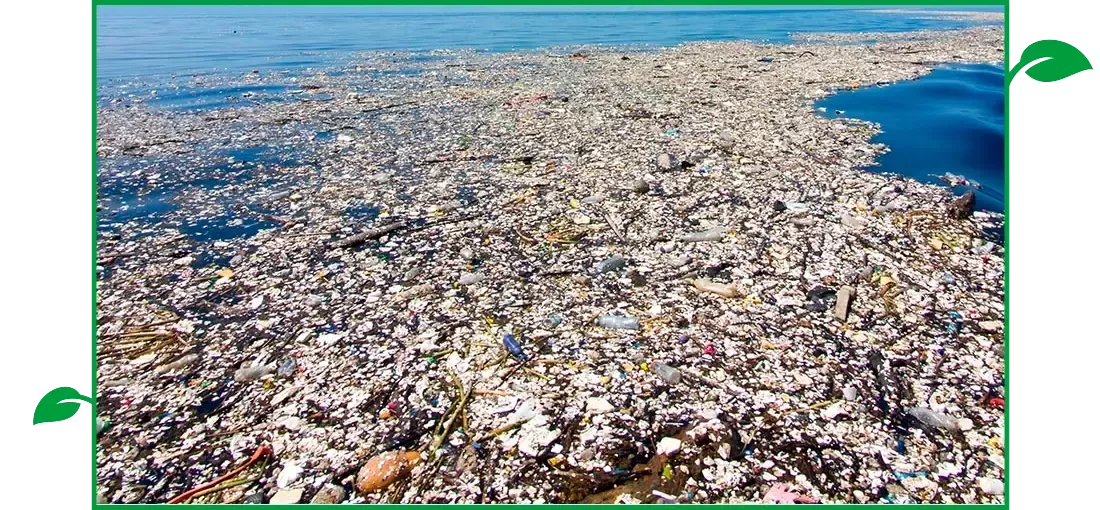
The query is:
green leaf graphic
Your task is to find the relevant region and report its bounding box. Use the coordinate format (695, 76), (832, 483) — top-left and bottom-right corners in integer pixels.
(33, 387), (93, 425)
(1009, 40), (1093, 84)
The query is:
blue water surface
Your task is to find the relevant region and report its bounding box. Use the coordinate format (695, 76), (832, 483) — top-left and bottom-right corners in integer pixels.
(817, 63), (1004, 212)
(97, 5), (1001, 84)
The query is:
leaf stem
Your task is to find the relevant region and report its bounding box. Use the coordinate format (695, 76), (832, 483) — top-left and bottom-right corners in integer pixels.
(1007, 56), (1047, 83)
(74, 394), (95, 405)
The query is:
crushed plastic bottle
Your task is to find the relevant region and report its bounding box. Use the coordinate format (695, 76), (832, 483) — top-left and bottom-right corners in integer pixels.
(972, 242), (996, 255)
(276, 357), (297, 378)
(653, 363), (681, 384)
(542, 316), (562, 329)
(503, 334), (526, 361)
(596, 314), (640, 330)
(906, 407), (960, 430)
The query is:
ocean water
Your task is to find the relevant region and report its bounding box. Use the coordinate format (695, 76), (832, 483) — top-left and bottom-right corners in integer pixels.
(97, 6), (1001, 84)
(817, 63), (1005, 212)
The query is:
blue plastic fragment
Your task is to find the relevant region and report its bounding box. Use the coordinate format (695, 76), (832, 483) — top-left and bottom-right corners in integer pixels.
(895, 470), (929, 480)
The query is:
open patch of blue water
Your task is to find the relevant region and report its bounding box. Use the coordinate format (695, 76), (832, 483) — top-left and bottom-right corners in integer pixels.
(816, 63), (1004, 212)
(96, 145), (308, 241)
(144, 83), (298, 111)
(345, 202), (381, 222)
(97, 6), (1000, 85)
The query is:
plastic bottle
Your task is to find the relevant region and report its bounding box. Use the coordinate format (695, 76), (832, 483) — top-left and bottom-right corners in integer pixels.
(458, 272), (485, 285)
(503, 334), (526, 361)
(267, 190), (292, 201)
(784, 202), (810, 213)
(692, 278), (743, 298)
(593, 254), (627, 274)
(653, 363), (681, 384)
(153, 353), (200, 375)
(234, 365), (273, 382)
(581, 194), (605, 205)
(681, 226), (728, 243)
(840, 214), (868, 229)
(596, 314), (640, 330)
(906, 407), (959, 430)
(978, 477), (1004, 495)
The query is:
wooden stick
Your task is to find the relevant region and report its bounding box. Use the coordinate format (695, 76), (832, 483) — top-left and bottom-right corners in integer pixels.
(332, 221), (407, 248)
(285, 231), (338, 239)
(523, 368), (550, 381)
(186, 476), (259, 502)
(784, 399), (840, 417)
(476, 416), (533, 442)
(361, 101), (417, 114)
(430, 386), (473, 456)
(601, 211), (626, 243)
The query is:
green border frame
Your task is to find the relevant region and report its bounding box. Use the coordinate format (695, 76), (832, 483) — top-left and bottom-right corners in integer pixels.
(91, 1), (1009, 508)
